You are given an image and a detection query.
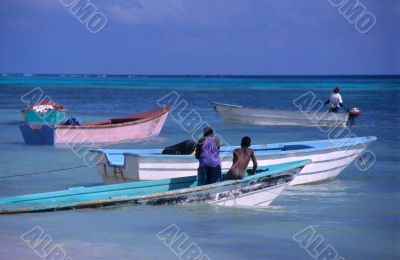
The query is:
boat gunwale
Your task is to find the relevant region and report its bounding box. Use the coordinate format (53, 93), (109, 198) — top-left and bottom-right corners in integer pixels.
(21, 108), (67, 112)
(211, 102), (243, 109)
(21, 98), (66, 111)
(123, 137), (376, 158)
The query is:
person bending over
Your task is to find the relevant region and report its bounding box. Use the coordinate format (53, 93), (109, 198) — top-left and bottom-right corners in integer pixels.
(195, 127), (222, 185)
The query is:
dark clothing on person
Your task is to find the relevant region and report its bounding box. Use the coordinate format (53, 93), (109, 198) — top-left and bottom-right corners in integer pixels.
(225, 168), (244, 181)
(328, 107), (339, 113)
(197, 166), (222, 186)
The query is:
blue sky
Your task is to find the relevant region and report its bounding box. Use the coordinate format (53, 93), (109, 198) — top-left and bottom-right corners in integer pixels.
(0, 0), (399, 75)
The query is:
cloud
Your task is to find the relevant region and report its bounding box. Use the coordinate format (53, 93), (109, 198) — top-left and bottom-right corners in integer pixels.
(102, 0), (253, 28)
(104, 0), (184, 25)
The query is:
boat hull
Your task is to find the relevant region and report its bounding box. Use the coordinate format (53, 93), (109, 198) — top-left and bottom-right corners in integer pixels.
(55, 112), (168, 144)
(92, 137), (377, 185)
(212, 102), (349, 127)
(19, 108), (169, 145)
(0, 161), (309, 214)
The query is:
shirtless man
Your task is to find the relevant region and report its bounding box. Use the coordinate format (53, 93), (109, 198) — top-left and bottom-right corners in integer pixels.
(226, 136), (258, 180)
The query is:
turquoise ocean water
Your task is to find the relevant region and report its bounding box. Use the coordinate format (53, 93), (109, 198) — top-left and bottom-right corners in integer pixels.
(0, 75), (399, 259)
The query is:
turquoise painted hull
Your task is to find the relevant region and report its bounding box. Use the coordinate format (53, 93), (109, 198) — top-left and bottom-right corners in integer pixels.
(0, 160), (310, 214)
(22, 109), (66, 126)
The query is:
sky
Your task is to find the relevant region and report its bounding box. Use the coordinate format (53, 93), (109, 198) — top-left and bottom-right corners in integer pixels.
(0, 0), (399, 75)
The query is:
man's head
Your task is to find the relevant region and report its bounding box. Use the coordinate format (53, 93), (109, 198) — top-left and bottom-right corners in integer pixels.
(241, 136), (251, 148)
(203, 127), (214, 137)
(333, 87), (340, 94)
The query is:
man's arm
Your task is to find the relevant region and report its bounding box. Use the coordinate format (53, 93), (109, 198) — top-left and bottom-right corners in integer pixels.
(338, 95), (345, 109)
(251, 151), (257, 175)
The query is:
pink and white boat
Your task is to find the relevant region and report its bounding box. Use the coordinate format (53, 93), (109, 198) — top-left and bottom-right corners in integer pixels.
(19, 107), (170, 145)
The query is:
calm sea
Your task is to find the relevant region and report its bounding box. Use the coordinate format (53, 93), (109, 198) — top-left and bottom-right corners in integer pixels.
(0, 75), (399, 259)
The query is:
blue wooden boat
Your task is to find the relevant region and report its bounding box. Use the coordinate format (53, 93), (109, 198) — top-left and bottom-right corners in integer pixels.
(0, 160), (310, 214)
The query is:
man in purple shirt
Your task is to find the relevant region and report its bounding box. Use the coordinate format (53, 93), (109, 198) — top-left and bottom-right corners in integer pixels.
(195, 127), (222, 186)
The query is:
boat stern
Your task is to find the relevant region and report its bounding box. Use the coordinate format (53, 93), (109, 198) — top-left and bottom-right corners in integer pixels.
(19, 125), (55, 145)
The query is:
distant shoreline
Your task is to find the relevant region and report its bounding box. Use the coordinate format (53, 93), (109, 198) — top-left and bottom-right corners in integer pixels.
(0, 74), (399, 78)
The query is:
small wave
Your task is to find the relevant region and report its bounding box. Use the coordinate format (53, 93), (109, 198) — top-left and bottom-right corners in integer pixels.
(3, 120), (23, 126)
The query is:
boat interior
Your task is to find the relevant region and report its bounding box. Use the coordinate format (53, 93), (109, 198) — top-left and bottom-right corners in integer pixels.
(81, 107), (169, 127)
(84, 117), (142, 126)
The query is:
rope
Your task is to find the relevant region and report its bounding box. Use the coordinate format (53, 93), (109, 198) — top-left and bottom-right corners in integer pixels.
(0, 164), (102, 179)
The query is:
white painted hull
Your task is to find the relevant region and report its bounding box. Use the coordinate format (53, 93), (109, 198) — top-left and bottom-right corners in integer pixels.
(212, 102), (349, 127)
(212, 182), (288, 207)
(93, 137), (376, 186)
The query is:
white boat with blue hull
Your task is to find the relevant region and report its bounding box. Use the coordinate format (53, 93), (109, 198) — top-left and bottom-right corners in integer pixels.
(0, 161), (309, 214)
(91, 136), (377, 186)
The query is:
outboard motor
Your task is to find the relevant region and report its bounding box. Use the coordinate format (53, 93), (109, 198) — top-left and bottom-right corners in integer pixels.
(348, 107), (360, 126)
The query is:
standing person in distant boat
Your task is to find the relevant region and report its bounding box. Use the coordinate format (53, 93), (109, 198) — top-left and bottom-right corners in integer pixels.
(195, 127), (222, 186)
(324, 87), (346, 113)
(226, 136), (258, 180)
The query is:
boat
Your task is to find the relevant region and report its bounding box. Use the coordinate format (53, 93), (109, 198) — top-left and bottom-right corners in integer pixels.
(21, 98), (67, 126)
(0, 160), (310, 214)
(211, 102), (352, 127)
(90, 136), (377, 185)
(19, 107), (170, 145)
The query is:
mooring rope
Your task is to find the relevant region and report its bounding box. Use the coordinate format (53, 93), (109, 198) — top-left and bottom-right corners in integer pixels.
(0, 164), (102, 179)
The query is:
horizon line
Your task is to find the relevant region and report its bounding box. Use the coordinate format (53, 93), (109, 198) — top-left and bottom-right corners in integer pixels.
(1, 73), (399, 77)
